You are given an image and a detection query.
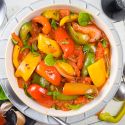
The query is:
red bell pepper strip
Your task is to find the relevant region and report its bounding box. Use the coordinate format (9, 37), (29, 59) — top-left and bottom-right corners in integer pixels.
(54, 27), (75, 58)
(36, 61), (62, 86)
(32, 16), (51, 34)
(96, 42), (104, 60)
(59, 9), (70, 18)
(12, 32), (23, 47)
(27, 84), (53, 108)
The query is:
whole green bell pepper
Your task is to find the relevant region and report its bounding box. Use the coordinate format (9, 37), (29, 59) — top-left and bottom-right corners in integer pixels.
(48, 91), (77, 101)
(98, 101), (125, 123)
(82, 52), (95, 76)
(19, 22), (32, 42)
(66, 23), (90, 45)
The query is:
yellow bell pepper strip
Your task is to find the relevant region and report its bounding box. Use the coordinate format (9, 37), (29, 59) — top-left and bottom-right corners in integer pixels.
(60, 14), (78, 26)
(15, 52), (41, 81)
(54, 61), (75, 79)
(66, 23), (90, 45)
(42, 10), (60, 21)
(63, 83), (98, 96)
(88, 58), (106, 87)
(19, 22), (32, 42)
(13, 45), (20, 68)
(55, 61), (75, 76)
(32, 16), (51, 34)
(38, 34), (62, 57)
(98, 101), (125, 123)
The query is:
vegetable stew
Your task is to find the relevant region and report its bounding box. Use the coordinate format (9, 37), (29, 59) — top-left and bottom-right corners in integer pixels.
(12, 9), (111, 111)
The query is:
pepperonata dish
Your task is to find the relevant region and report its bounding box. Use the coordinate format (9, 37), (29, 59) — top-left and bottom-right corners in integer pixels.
(11, 8), (110, 111)
(5, 3), (122, 117)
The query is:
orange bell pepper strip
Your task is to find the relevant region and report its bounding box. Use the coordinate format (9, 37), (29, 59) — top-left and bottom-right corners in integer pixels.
(54, 27), (75, 58)
(32, 16), (51, 34)
(63, 83), (98, 95)
(36, 61), (62, 86)
(12, 32), (23, 47)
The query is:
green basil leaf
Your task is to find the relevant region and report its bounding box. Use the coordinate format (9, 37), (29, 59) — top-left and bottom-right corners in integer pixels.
(51, 19), (57, 29)
(44, 54), (56, 66)
(61, 41), (69, 44)
(21, 45), (31, 52)
(0, 86), (8, 100)
(31, 43), (38, 52)
(101, 39), (108, 48)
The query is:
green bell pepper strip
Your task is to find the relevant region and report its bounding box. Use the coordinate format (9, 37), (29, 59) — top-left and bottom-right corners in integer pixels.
(83, 44), (95, 53)
(66, 23), (89, 45)
(78, 12), (93, 26)
(19, 22), (32, 42)
(32, 73), (49, 88)
(44, 54), (56, 66)
(82, 52), (95, 76)
(67, 104), (82, 110)
(48, 91), (77, 101)
(98, 101), (125, 123)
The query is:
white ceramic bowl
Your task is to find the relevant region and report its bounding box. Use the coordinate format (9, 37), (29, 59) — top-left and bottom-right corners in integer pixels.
(5, 3), (123, 117)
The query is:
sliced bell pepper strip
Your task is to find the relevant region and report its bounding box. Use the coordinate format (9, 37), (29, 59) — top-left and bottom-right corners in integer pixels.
(82, 52), (95, 76)
(38, 34), (62, 57)
(32, 16), (51, 34)
(15, 52), (41, 81)
(54, 27), (75, 58)
(13, 45), (20, 68)
(42, 10), (59, 21)
(27, 84), (54, 108)
(63, 83), (98, 96)
(59, 9), (70, 18)
(48, 91), (77, 101)
(32, 73), (47, 88)
(96, 42), (104, 60)
(19, 22), (32, 42)
(55, 61), (75, 76)
(66, 23), (90, 45)
(36, 61), (62, 86)
(87, 58), (106, 87)
(12, 32), (23, 47)
(54, 62), (74, 79)
(60, 14), (78, 26)
(67, 104), (82, 110)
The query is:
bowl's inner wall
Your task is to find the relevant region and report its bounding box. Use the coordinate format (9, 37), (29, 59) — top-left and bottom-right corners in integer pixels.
(5, 5), (119, 117)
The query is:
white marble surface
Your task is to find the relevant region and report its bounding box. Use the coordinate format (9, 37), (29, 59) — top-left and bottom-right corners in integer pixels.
(2, 0), (125, 125)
